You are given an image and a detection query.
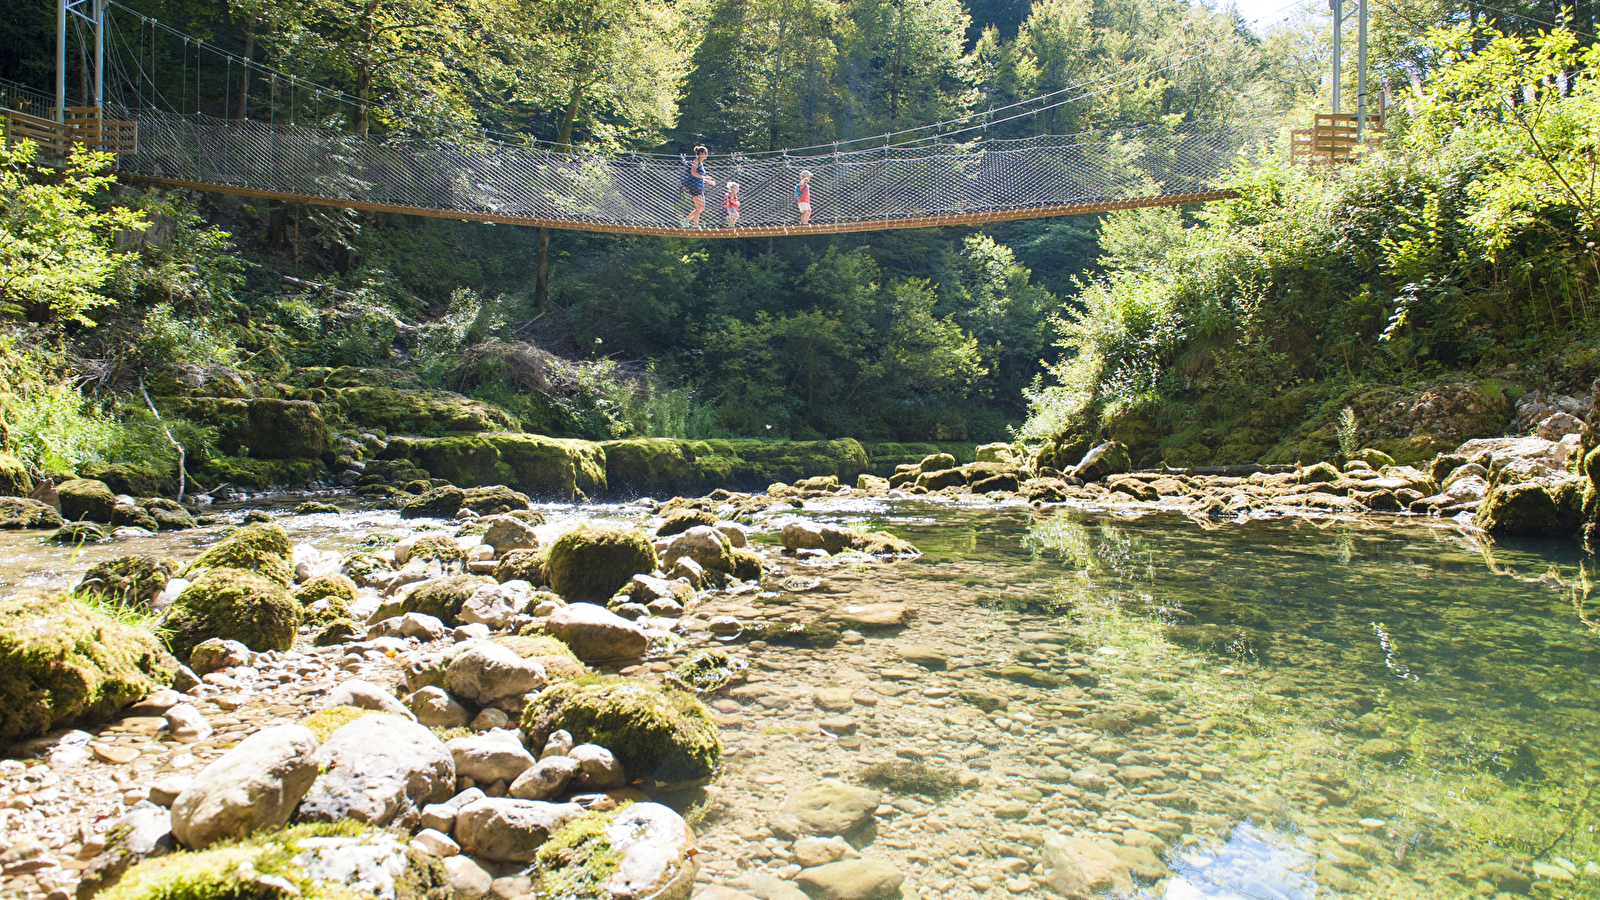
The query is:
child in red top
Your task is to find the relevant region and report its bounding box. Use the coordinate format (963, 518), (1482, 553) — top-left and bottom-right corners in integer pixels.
(795, 170), (812, 224)
(723, 181), (741, 227)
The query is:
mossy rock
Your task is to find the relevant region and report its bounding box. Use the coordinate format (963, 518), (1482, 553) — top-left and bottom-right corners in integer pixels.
(334, 384), (519, 435)
(58, 478), (116, 523)
(401, 575), (493, 626)
(0, 497), (63, 529)
(532, 805), (630, 900)
(180, 523), (295, 587)
(98, 822), (445, 900)
(294, 574), (359, 606)
(111, 504), (160, 532)
(602, 439), (700, 498)
(494, 634), (580, 662)
(165, 397), (330, 461)
(546, 525), (657, 603)
(494, 549), (547, 585)
(867, 443), (976, 472)
(0, 451), (32, 497)
(667, 649), (747, 693)
(657, 509), (718, 537)
(1476, 480), (1585, 538)
(401, 486), (466, 519)
(76, 556), (178, 609)
(408, 535), (466, 565)
(0, 592), (177, 744)
(730, 547), (763, 582)
(384, 434), (605, 502)
(296, 501), (343, 515)
(165, 568), (301, 660)
(1298, 462), (1341, 484)
(51, 522), (111, 544)
(521, 675), (722, 786)
(917, 453), (957, 473)
(717, 439), (869, 488)
(192, 454), (327, 491)
(461, 485), (532, 515)
(315, 619), (361, 647)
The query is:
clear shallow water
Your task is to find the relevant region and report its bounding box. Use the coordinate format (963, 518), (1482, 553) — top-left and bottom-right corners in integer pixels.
(3, 496), (1596, 898)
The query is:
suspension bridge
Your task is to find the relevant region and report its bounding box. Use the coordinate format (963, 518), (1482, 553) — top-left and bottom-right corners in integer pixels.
(0, 1), (1336, 238)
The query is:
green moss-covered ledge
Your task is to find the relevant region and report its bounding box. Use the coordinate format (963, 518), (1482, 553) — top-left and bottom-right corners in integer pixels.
(0, 592), (177, 744)
(601, 437), (870, 496)
(383, 433), (605, 501)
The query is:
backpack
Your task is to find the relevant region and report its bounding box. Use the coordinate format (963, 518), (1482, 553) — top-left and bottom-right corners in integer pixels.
(681, 161), (698, 189)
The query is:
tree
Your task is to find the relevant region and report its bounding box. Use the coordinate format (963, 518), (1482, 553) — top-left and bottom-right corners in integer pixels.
(844, 0), (973, 132)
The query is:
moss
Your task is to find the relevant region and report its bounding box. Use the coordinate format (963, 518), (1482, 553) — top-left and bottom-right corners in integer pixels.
(314, 619), (360, 646)
(0, 451), (32, 497)
(408, 535), (466, 564)
(76, 556), (178, 609)
(461, 485), (532, 515)
(850, 532), (920, 557)
(334, 384), (518, 435)
(0, 592), (177, 744)
(296, 501), (343, 515)
(856, 760), (961, 798)
(867, 443), (976, 471)
(494, 634), (580, 662)
(343, 552), (392, 583)
(401, 486), (466, 519)
(58, 478), (117, 523)
(431, 725), (473, 742)
(51, 522), (111, 544)
(191, 454), (326, 491)
(545, 524), (657, 603)
(0, 497), (64, 529)
(401, 575), (493, 626)
(165, 568), (301, 660)
(657, 509), (718, 537)
(1298, 462), (1341, 484)
(301, 596), (352, 628)
(522, 675), (722, 786)
(494, 548), (546, 585)
(667, 649), (747, 693)
(533, 804), (630, 900)
(301, 705), (376, 741)
(180, 524), (295, 587)
(383, 434), (605, 502)
(1476, 481), (1584, 538)
(602, 439), (699, 497)
(99, 822), (440, 900)
(730, 547), (763, 582)
(293, 574), (359, 606)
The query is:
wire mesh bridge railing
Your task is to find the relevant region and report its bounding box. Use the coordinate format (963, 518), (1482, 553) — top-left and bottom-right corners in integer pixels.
(98, 108), (1264, 236)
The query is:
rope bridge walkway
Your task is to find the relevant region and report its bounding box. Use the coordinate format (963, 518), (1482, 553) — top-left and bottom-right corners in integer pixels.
(100, 109), (1261, 236)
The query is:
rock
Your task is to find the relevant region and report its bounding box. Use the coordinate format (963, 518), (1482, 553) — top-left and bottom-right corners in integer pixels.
(480, 515), (540, 554)
(145, 502), (197, 532)
(398, 611), (450, 641)
(660, 526), (734, 574)
(179, 523), (294, 586)
(459, 582), (532, 630)
(727, 875), (811, 900)
(0, 451), (31, 497)
(446, 642), (547, 705)
(671, 556), (707, 588)
(918, 453), (957, 473)
(657, 509), (719, 537)
(325, 679), (416, 720)
(402, 486), (468, 520)
(453, 797), (584, 862)
(1071, 442), (1132, 482)
(793, 837), (856, 868)
(444, 854), (494, 899)
(546, 602), (649, 662)
(170, 724), (320, 849)
(470, 707), (510, 731)
(403, 575), (495, 626)
(112, 503), (160, 532)
(0, 592), (177, 745)
(0, 496), (64, 529)
(76, 556), (177, 610)
(892, 644), (947, 670)
(768, 781), (880, 838)
(715, 522), (749, 548)
(601, 802), (699, 900)
(569, 743), (627, 789)
(407, 685), (473, 728)
(165, 568), (300, 659)
(493, 549), (545, 585)
(411, 828), (460, 859)
(544, 524), (657, 602)
(163, 703), (212, 743)
(447, 734), (538, 784)
(74, 802), (175, 899)
(1476, 477), (1584, 537)
(1358, 738), (1403, 761)
(1472, 862), (1532, 894)
(293, 573), (359, 606)
(795, 860), (903, 900)
(58, 478), (117, 523)
(188, 638), (252, 675)
(297, 713), (454, 826)
(522, 676), (721, 788)
(509, 755), (581, 801)
(148, 775), (192, 807)
(781, 522), (851, 554)
(828, 604), (910, 627)
(52, 521), (111, 543)
(630, 574), (694, 605)
(540, 730), (575, 759)
(1043, 833), (1134, 899)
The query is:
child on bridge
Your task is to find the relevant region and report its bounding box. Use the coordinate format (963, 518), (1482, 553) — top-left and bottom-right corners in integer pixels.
(723, 181), (741, 227)
(795, 170), (812, 225)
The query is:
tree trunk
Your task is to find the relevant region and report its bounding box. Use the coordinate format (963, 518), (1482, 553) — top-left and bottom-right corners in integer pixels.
(355, 64), (371, 135)
(232, 20), (253, 120)
(536, 81), (587, 306)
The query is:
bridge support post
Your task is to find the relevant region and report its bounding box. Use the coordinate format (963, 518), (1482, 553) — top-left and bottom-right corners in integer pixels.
(56, 0), (104, 122)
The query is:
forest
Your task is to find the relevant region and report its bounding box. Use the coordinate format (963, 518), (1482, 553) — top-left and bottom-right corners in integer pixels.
(0, 0), (1596, 477)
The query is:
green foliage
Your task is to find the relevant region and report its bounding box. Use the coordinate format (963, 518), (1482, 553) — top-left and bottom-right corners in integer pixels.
(533, 804), (631, 900)
(1336, 407), (1359, 457)
(0, 141), (143, 325)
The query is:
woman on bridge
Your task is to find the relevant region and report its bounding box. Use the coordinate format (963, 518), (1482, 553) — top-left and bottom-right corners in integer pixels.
(681, 146), (715, 228)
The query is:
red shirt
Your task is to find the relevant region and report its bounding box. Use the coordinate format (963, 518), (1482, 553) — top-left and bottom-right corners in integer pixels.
(724, 192), (739, 209)
(797, 182), (810, 203)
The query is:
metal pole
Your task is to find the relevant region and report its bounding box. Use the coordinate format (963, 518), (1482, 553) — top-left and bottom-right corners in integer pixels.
(92, 0), (102, 108)
(1356, 0), (1368, 141)
(56, 0), (67, 121)
(1330, 0), (1342, 114)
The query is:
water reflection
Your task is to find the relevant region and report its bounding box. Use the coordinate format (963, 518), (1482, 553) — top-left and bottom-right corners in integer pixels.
(1162, 823), (1316, 900)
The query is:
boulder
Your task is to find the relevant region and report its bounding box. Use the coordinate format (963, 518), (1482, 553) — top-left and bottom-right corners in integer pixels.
(918, 453), (957, 473)
(75, 556), (177, 610)
(406, 686), (473, 728)
(535, 803), (697, 900)
(324, 679), (415, 719)
(143, 501), (197, 532)
(453, 798), (583, 862)
(480, 515), (539, 554)
(768, 781), (880, 838)
(0, 496), (64, 529)
(402, 575), (494, 626)
(545, 603), (649, 662)
(569, 743), (626, 789)
(546, 524), (657, 602)
(179, 523), (295, 587)
(187, 639), (251, 676)
(164, 568), (300, 660)
(0, 592), (177, 745)
(657, 509), (718, 537)
(58, 478), (117, 523)
(52, 522), (110, 544)
(242, 399), (330, 460)
(74, 802), (175, 899)
(170, 724), (320, 849)
(1476, 477), (1585, 537)
(296, 713), (454, 826)
(781, 522), (851, 555)
(461, 485), (534, 516)
(447, 733), (538, 784)
(0, 451), (32, 497)
(660, 526), (734, 574)
(402, 486), (467, 520)
(493, 549), (545, 585)
(293, 573), (359, 605)
(383, 434), (606, 502)
(111, 504), (159, 532)
(458, 582), (532, 630)
(445, 642), (547, 705)
(1043, 833), (1134, 899)
(1071, 442), (1132, 482)
(508, 755), (580, 801)
(795, 861), (904, 900)
(522, 676), (721, 787)
(914, 468), (967, 491)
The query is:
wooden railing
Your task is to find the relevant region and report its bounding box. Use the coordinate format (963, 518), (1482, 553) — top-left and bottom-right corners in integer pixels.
(1290, 112), (1384, 165)
(1, 106), (137, 165)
